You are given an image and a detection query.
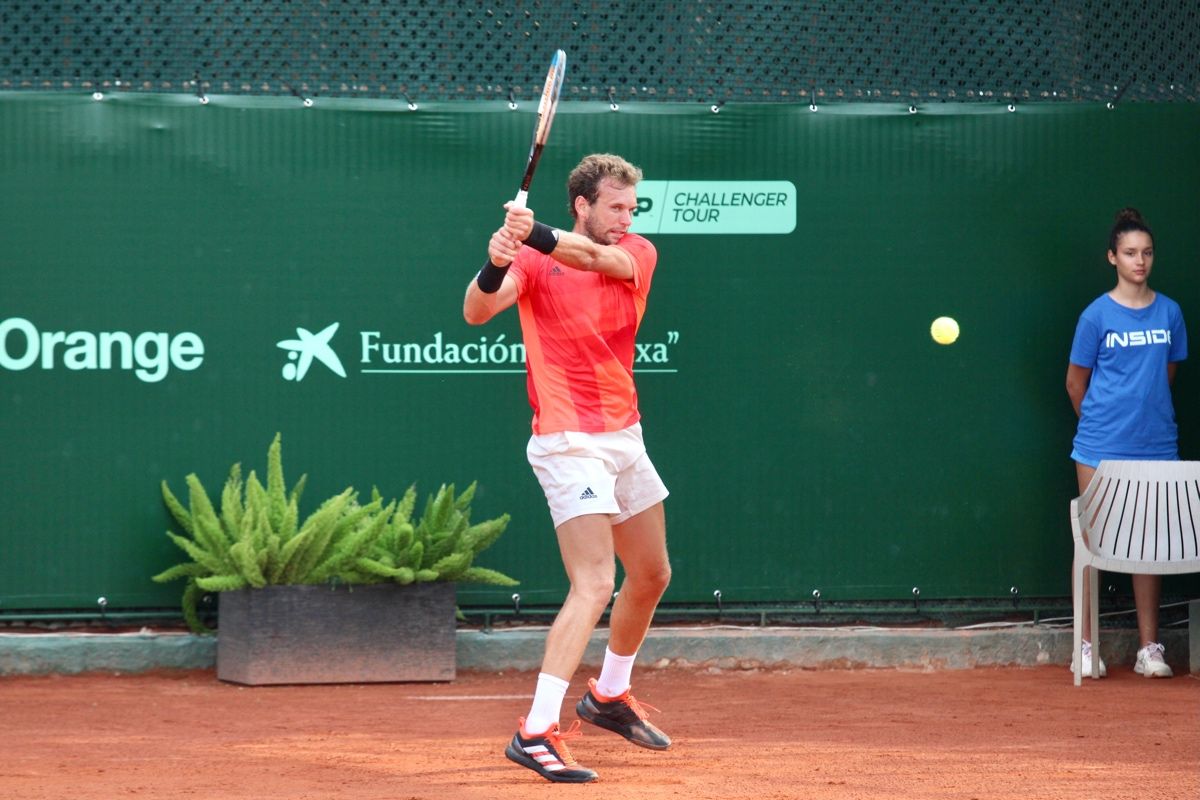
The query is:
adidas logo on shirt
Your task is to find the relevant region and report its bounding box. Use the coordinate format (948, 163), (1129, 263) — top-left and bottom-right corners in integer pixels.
(550, 265), (565, 276)
(579, 487), (597, 500)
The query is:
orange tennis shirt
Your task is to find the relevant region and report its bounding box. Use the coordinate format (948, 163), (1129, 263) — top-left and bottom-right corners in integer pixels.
(508, 233), (657, 435)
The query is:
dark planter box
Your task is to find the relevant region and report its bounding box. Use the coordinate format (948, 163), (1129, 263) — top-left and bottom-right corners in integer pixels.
(216, 582), (456, 685)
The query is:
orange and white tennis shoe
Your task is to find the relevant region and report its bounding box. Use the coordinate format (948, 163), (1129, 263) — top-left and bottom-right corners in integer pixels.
(576, 678), (671, 750)
(504, 718), (598, 783)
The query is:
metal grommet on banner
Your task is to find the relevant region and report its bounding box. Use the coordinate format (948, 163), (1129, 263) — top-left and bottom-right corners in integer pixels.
(1106, 79), (1132, 110)
(507, 91), (517, 111)
(608, 88), (619, 111)
(92, 91), (104, 101)
(511, 592), (521, 615)
(908, 105), (918, 114)
(710, 100), (724, 114)
(712, 588), (723, 615)
(1007, 103), (1016, 112)
(403, 93), (417, 111)
(281, 80), (310, 108)
(911, 586), (921, 609)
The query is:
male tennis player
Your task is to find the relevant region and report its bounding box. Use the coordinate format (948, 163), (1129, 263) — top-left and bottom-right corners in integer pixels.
(463, 154), (671, 783)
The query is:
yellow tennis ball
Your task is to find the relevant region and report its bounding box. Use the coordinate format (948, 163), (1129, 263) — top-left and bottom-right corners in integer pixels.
(930, 316), (959, 345)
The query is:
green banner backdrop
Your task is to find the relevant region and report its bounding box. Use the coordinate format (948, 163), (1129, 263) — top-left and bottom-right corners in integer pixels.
(2, 93), (1198, 612)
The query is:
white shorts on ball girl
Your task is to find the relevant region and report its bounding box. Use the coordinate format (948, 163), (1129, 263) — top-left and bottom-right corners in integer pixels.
(526, 422), (669, 529)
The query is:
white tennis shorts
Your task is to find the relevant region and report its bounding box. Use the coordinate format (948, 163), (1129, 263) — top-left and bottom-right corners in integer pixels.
(526, 422), (669, 528)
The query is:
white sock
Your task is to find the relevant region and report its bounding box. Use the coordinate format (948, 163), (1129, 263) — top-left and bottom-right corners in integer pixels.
(594, 646), (637, 698)
(524, 672), (569, 735)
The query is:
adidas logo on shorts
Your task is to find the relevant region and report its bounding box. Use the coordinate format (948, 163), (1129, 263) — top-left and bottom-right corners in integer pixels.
(579, 487), (598, 500)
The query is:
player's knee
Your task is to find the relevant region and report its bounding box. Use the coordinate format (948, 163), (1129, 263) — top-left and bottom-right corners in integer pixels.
(648, 561), (672, 595)
(629, 561), (671, 597)
(572, 574), (616, 610)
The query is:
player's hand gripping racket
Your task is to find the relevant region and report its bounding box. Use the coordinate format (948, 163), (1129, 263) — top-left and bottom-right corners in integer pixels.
(513, 49), (566, 209)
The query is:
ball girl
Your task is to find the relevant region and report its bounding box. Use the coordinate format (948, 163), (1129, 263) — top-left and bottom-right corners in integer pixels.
(1065, 207), (1187, 678)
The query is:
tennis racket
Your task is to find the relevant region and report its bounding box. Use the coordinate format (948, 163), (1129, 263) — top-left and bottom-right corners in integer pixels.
(513, 49), (566, 209)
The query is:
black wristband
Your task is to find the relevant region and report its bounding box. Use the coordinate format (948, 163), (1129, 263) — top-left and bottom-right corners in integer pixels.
(475, 259), (510, 293)
(523, 221), (560, 255)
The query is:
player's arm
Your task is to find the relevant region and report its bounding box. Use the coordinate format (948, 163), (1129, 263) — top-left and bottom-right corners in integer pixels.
(1065, 363), (1091, 417)
(502, 204), (635, 281)
(548, 229), (635, 280)
(1167, 362), (1178, 386)
(463, 227), (521, 325)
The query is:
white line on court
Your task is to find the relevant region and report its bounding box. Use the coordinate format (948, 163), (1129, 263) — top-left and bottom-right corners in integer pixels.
(410, 694), (530, 701)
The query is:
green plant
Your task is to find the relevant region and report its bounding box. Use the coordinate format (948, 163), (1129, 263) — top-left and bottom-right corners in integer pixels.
(153, 433), (518, 633)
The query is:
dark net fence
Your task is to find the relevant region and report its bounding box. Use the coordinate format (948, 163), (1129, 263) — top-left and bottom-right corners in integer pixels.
(2, 1), (1197, 102)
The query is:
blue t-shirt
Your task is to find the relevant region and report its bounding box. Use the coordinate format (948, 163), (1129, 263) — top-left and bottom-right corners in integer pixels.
(1070, 292), (1187, 461)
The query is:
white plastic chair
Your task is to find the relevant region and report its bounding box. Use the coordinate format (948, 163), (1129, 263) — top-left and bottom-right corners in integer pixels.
(1070, 460), (1200, 685)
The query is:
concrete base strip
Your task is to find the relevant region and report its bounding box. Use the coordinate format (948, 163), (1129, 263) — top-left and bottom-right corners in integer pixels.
(0, 632), (217, 675)
(456, 626), (1189, 673)
(1191, 600), (1200, 675)
(1, 626), (1188, 676)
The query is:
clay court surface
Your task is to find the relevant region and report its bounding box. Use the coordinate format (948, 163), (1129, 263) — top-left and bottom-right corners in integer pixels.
(2, 666), (1197, 800)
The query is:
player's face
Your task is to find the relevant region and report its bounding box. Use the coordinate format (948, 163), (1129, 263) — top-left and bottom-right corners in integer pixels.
(579, 179), (637, 245)
(1107, 231), (1154, 285)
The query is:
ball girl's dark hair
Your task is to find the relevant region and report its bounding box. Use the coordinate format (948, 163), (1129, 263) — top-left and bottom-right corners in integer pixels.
(1108, 207), (1153, 253)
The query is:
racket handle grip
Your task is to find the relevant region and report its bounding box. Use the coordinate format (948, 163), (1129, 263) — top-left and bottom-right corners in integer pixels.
(512, 189), (528, 209)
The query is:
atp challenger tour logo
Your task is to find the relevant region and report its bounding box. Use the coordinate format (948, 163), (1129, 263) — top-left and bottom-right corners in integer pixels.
(633, 181), (796, 234)
(276, 323), (681, 378)
(0, 317), (204, 383)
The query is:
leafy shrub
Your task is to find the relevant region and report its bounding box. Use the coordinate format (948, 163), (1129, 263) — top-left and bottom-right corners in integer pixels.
(153, 434), (516, 633)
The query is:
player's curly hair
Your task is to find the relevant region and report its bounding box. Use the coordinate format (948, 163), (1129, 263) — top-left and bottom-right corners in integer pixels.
(566, 153), (643, 218)
(1108, 207), (1153, 253)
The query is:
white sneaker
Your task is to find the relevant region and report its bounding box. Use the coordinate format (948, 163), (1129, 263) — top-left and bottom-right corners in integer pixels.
(1134, 642), (1173, 678)
(1070, 640), (1107, 678)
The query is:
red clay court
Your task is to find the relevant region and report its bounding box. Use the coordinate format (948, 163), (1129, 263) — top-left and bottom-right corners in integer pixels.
(2, 665), (1196, 800)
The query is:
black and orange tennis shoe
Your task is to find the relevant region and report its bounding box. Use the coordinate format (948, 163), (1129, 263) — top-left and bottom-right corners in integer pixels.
(575, 678), (672, 750)
(504, 718), (598, 783)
